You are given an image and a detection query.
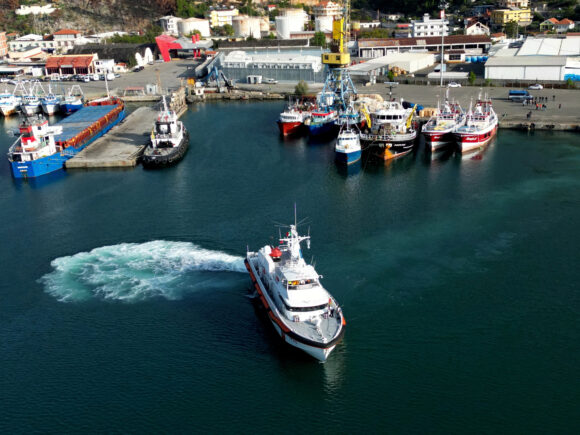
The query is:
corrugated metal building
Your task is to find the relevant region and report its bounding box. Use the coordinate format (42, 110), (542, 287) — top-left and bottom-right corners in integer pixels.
(221, 51), (326, 83)
(484, 36), (580, 81)
(484, 56), (569, 81)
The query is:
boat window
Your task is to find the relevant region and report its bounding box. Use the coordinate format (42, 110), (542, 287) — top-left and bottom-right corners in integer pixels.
(287, 278), (317, 290)
(281, 299), (328, 312)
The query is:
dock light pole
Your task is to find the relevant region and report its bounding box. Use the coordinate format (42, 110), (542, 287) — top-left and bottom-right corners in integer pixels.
(439, 1), (449, 88)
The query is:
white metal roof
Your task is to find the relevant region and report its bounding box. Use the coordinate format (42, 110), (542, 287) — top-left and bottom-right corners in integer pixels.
(485, 55), (568, 66)
(347, 52), (434, 72)
(516, 36), (580, 56)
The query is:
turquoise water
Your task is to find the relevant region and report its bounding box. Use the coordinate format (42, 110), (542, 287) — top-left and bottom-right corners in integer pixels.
(0, 102), (579, 432)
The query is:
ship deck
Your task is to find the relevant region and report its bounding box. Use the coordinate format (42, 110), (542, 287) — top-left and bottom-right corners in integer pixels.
(66, 106), (157, 168)
(55, 105), (119, 143)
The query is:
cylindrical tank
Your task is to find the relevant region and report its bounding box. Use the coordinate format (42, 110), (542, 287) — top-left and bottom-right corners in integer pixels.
(233, 15), (261, 39)
(275, 16), (291, 39)
(315, 16), (333, 33)
(233, 16), (250, 38)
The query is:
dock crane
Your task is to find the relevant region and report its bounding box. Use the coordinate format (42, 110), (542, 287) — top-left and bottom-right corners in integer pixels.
(318, 0), (357, 116)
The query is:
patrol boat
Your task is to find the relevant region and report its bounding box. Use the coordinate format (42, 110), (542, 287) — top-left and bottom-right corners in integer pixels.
(245, 215), (345, 361)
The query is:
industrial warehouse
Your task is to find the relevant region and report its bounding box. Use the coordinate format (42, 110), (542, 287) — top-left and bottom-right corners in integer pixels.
(485, 35), (580, 81)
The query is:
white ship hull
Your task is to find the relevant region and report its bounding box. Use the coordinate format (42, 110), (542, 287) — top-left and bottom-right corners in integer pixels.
(1, 103), (19, 116)
(42, 102), (60, 116)
(245, 257), (344, 362)
(455, 122), (497, 153)
(22, 104), (41, 116)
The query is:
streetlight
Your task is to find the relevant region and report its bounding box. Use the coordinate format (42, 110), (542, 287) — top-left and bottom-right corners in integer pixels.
(439, 1), (449, 88)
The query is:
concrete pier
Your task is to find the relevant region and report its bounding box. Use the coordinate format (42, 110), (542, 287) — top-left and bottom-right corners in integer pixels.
(66, 88), (188, 169)
(66, 106), (156, 169)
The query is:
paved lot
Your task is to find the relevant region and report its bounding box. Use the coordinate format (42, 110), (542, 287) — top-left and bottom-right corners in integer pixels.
(241, 82), (580, 124)
(6, 61), (579, 125)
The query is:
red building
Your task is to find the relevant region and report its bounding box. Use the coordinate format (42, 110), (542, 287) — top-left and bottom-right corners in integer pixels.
(45, 54), (97, 75)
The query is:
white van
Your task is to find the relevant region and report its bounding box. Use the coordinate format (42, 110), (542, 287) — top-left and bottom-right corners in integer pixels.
(91, 74), (100, 81)
(106, 72), (115, 81)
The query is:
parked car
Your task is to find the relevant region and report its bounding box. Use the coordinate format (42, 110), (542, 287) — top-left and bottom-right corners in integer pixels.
(263, 78), (278, 84)
(528, 83), (543, 90)
(133, 66), (144, 72)
(447, 81), (461, 88)
(82, 75), (91, 82)
(0, 78), (9, 83)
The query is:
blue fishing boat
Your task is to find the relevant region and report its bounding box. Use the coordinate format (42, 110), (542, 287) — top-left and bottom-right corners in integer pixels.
(304, 107), (337, 137)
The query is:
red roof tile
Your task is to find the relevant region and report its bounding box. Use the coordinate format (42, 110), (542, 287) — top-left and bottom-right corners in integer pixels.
(53, 29), (81, 35)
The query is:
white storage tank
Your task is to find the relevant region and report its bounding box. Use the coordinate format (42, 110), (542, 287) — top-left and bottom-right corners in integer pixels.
(315, 16), (333, 33)
(233, 15), (262, 39)
(275, 16), (292, 39)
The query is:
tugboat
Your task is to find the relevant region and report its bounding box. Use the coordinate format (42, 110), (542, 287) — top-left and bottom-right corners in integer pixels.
(454, 95), (498, 153)
(421, 92), (466, 151)
(335, 124), (361, 165)
(141, 97), (189, 168)
(360, 99), (417, 160)
(245, 212), (345, 361)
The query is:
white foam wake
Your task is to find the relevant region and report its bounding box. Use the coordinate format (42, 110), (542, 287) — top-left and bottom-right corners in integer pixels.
(39, 240), (246, 303)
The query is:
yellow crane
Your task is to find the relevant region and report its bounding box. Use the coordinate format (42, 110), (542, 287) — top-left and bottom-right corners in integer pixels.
(406, 105), (417, 129)
(321, 0), (351, 68)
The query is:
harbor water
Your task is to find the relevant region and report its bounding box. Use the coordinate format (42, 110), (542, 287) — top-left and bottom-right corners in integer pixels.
(0, 102), (579, 432)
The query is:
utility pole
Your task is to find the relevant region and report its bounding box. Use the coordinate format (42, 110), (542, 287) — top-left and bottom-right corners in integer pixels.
(439, 2), (448, 88)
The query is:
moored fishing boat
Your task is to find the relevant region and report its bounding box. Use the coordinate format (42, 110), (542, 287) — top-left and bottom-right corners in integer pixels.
(0, 91), (20, 117)
(41, 85), (62, 116)
(277, 98), (312, 136)
(304, 107), (338, 137)
(245, 213), (345, 361)
(360, 99), (417, 160)
(141, 97), (189, 168)
(335, 124), (361, 165)
(20, 81), (46, 116)
(454, 96), (498, 153)
(7, 97), (125, 178)
(422, 93), (466, 151)
(61, 85), (84, 114)
(20, 95), (42, 116)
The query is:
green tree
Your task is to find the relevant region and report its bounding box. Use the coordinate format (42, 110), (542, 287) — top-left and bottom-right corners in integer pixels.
(223, 24), (234, 37)
(387, 70), (395, 81)
(295, 80), (309, 96)
(468, 71), (476, 85)
(310, 31), (326, 47)
(504, 20), (518, 39)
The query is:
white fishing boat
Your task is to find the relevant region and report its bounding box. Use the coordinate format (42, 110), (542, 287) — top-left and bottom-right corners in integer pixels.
(454, 95), (498, 153)
(245, 212), (345, 361)
(422, 91), (466, 151)
(335, 124), (361, 165)
(41, 85), (62, 116)
(20, 81), (46, 116)
(0, 89), (20, 117)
